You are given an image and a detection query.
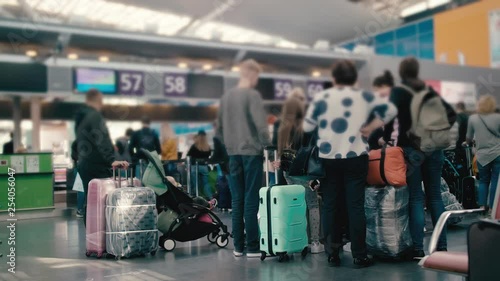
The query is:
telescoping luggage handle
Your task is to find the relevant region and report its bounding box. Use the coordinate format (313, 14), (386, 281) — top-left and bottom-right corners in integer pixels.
(462, 143), (474, 177)
(113, 166), (134, 188)
(264, 146), (278, 188)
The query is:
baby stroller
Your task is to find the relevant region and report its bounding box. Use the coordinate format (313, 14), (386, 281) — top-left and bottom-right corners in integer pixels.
(140, 149), (231, 251)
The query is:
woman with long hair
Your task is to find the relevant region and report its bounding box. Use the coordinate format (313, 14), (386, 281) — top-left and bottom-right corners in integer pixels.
(467, 95), (500, 212)
(275, 88), (323, 254)
(187, 130), (213, 200)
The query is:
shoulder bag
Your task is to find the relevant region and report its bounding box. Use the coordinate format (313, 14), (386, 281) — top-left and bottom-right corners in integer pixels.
(287, 131), (324, 181)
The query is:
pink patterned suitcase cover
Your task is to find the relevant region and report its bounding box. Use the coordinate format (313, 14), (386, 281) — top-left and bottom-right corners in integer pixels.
(86, 178), (116, 258)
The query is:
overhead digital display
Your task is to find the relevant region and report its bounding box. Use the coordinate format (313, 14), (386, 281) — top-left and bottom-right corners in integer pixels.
(187, 74), (223, 98)
(0, 62), (47, 93)
(74, 68), (116, 93)
(255, 78), (275, 100)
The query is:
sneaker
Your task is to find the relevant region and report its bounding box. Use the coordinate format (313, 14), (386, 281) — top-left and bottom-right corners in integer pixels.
(246, 252), (261, 258)
(413, 250), (426, 260)
(310, 241), (324, 254)
(353, 257), (374, 268)
(76, 210), (84, 218)
(233, 250), (244, 257)
(343, 242), (352, 253)
(328, 254), (341, 267)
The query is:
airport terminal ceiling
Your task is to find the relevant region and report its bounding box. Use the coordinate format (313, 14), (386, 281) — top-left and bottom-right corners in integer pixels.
(0, 0), (409, 48)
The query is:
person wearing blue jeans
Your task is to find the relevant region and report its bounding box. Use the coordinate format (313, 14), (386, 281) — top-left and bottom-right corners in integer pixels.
(76, 191), (85, 217)
(477, 157), (500, 208)
(228, 155), (263, 255)
(404, 147), (447, 257)
(384, 57), (450, 259)
(216, 59), (270, 257)
(466, 95), (500, 211)
(190, 164), (213, 199)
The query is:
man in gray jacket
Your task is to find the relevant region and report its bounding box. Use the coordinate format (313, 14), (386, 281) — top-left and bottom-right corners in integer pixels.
(217, 59), (270, 257)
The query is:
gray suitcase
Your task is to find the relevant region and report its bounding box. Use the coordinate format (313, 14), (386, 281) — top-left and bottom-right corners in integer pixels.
(105, 187), (159, 259)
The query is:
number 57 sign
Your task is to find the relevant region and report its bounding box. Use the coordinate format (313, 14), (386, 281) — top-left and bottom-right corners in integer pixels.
(119, 71), (144, 96)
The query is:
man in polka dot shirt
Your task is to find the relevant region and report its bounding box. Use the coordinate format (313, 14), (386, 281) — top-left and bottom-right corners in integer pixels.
(303, 60), (397, 268)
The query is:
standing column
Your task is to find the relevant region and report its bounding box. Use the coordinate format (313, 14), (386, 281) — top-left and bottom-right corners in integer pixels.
(30, 97), (42, 152)
(12, 96), (22, 152)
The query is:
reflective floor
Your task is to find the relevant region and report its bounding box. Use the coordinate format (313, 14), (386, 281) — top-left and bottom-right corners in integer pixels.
(0, 211), (469, 281)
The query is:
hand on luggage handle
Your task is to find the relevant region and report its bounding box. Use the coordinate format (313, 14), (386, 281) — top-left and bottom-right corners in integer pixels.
(112, 161), (133, 187)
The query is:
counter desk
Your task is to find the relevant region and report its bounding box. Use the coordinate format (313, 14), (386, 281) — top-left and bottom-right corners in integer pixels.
(0, 153), (54, 211)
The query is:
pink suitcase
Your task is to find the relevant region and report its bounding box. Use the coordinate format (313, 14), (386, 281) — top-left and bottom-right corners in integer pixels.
(85, 168), (140, 258)
(86, 178), (116, 258)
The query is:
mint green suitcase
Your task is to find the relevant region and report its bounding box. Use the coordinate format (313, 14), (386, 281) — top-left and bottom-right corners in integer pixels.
(259, 148), (308, 262)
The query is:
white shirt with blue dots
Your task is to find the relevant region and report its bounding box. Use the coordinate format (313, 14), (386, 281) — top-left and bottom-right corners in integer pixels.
(304, 87), (397, 160)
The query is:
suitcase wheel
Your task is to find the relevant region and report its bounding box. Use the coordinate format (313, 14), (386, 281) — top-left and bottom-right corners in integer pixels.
(301, 247), (308, 258)
(216, 235), (229, 248)
(278, 254), (283, 262)
(85, 251), (91, 258)
(164, 239), (176, 251)
(96, 252), (103, 259)
(278, 253), (289, 262)
(151, 251), (157, 256)
(260, 251), (266, 261)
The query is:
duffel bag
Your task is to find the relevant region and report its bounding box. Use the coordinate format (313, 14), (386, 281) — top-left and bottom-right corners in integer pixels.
(367, 145), (406, 187)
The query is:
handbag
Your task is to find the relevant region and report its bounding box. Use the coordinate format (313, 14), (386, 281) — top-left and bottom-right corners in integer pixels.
(287, 133), (324, 180)
(367, 145), (407, 187)
(72, 172), (84, 192)
(280, 149), (296, 172)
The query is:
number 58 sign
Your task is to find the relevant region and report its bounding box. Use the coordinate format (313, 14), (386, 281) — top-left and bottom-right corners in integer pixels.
(164, 73), (187, 97)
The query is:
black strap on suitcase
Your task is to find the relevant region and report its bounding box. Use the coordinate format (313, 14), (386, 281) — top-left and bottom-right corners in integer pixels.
(462, 145), (478, 209)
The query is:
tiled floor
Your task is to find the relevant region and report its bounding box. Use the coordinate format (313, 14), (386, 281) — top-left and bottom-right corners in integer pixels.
(0, 211), (469, 281)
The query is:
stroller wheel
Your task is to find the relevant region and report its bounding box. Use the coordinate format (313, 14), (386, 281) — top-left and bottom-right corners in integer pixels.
(207, 232), (218, 244)
(164, 239), (176, 252)
(216, 235), (229, 248)
(159, 236), (166, 249)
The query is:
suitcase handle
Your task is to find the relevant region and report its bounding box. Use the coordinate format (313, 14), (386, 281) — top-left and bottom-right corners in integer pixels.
(264, 148), (278, 188)
(113, 167), (133, 187)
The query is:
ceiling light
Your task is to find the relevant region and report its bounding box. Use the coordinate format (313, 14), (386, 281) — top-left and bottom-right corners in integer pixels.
(400, 2), (428, 17)
(177, 62), (188, 69)
(428, 0), (451, 9)
(67, 53), (78, 60)
(202, 64), (213, 71)
(25, 50), (37, 57)
(98, 56), (109, 62)
(231, 66), (240, 72)
(312, 71), (321, 77)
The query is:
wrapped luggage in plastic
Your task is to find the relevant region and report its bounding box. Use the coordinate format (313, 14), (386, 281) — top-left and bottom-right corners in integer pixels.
(106, 187), (159, 258)
(365, 185), (412, 258)
(441, 178), (463, 224)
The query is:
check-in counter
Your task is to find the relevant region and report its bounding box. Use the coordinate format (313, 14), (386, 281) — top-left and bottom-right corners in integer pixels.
(0, 153), (54, 211)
